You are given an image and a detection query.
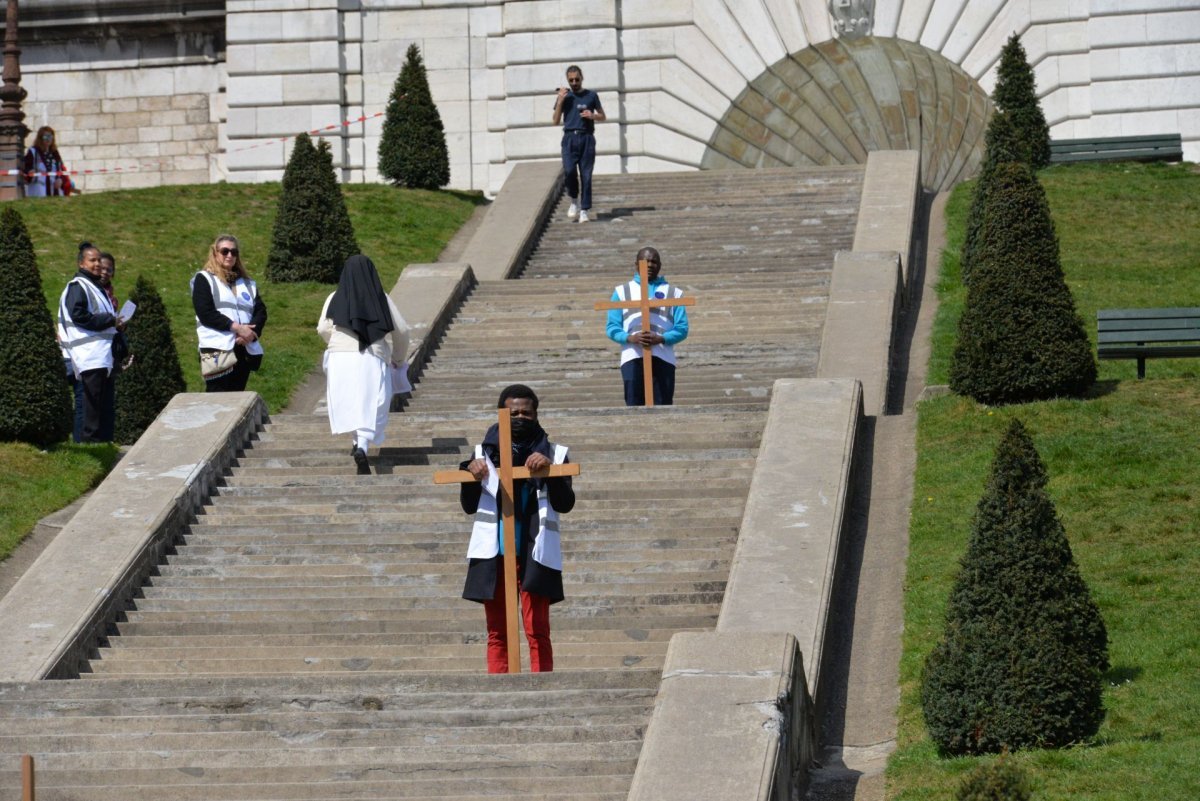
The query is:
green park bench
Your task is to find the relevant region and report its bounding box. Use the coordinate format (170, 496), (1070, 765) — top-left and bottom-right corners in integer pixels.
(1097, 307), (1200, 379)
(1050, 134), (1183, 164)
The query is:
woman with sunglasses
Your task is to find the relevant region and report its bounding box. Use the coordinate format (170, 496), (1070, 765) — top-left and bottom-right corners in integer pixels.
(190, 234), (268, 392)
(24, 126), (69, 197)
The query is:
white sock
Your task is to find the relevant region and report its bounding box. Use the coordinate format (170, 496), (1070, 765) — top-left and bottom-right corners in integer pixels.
(356, 435), (370, 452)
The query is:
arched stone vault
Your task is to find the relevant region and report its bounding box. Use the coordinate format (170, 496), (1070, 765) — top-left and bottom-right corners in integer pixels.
(702, 38), (992, 192)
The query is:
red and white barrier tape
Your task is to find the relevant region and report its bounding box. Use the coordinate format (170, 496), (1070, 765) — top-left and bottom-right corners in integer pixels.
(7, 111), (385, 177)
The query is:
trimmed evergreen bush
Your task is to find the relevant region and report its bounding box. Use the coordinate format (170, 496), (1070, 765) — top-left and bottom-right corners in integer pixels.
(993, 34), (1051, 170)
(378, 44), (451, 190)
(266, 132), (359, 283)
(950, 161), (1095, 403)
(113, 275), (186, 444)
(0, 206), (72, 446)
(961, 111), (1024, 284)
(921, 419), (1108, 755)
(957, 756), (1031, 801)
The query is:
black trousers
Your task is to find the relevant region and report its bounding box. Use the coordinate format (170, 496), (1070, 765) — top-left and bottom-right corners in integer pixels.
(202, 345), (255, 393)
(78, 367), (116, 443)
(621, 357), (676, 406)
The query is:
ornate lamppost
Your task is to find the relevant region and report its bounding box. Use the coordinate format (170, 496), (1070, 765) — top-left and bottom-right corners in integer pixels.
(0, 0), (27, 201)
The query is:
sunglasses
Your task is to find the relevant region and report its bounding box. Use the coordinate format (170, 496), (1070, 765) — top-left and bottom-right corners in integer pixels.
(219, 247), (239, 257)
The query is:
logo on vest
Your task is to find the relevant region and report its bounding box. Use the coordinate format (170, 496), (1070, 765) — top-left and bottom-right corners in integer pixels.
(654, 291), (666, 299)
(241, 291), (251, 301)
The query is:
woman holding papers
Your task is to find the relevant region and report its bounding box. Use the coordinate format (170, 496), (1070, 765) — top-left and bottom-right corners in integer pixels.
(57, 242), (127, 442)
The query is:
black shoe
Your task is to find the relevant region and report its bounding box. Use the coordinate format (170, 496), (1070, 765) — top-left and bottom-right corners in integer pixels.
(352, 446), (371, 475)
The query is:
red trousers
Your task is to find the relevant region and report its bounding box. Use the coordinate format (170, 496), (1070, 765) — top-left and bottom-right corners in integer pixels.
(482, 564), (553, 673)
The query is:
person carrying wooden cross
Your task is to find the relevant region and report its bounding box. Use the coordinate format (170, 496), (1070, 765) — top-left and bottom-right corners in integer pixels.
(457, 384), (575, 673)
(604, 247), (690, 406)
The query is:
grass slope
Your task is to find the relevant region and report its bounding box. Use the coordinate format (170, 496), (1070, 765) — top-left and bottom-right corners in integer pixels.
(892, 162), (1200, 799)
(0, 182), (482, 560)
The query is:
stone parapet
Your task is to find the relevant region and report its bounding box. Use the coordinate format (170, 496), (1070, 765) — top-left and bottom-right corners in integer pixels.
(852, 149), (922, 294)
(717, 378), (863, 701)
(458, 160), (562, 281)
(628, 632), (814, 801)
(388, 262), (476, 391)
(818, 251), (903, 417)
(0, 393), (267, 682)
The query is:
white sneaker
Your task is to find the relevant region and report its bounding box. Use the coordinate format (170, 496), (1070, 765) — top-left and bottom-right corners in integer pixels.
(567, 203), (578, 219)
(578, 209), (590, 223)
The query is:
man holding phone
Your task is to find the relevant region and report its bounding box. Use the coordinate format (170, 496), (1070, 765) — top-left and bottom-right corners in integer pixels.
(551, 65), (606, 223)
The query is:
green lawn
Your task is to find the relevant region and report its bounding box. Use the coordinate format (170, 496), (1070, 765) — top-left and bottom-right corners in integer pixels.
(891, 162), (1200, 799)
(0, 182), (483, 560)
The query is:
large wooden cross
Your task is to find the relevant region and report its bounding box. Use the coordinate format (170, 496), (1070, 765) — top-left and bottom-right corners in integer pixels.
(432, 407), (579, 672)
(593, 258), (696, 407)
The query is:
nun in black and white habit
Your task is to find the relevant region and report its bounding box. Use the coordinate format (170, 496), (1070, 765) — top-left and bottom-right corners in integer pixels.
(317, 255), (410, 475)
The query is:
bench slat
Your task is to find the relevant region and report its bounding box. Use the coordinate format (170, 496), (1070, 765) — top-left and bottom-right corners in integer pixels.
(1099, 321), (1200, 334)
(1098, 307), (1200, 320)
(1099, 331), (1200, 344)
(1098, 344), (1200, 359)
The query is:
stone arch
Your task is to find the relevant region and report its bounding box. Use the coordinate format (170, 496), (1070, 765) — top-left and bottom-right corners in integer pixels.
(701, 38), (992, 192)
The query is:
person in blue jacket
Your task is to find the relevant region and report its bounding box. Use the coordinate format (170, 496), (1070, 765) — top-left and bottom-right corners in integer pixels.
(605, 247), (690, 406)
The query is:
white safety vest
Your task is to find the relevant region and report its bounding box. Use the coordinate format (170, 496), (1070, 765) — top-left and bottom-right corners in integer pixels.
(57, 276), (115, 376)
(466, 442), (569, 571)
(191, 271), (264, 356)
(616, 279), (685, 367)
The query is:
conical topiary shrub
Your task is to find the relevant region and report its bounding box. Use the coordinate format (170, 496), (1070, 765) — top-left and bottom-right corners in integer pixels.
(266, 132), (359, 283)
(961, 111), (1024, 284)
(950, 161), (1095, 404)
(0, 206), (72, 446)
(957, 756), (1032, 801)
(113, 276), (186, 444)
(922, 419), (1108, 755)
(378, 44), (451, 190)
(993, 33), (1051, 170)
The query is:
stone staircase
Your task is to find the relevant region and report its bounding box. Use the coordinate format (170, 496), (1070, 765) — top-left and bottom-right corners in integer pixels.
(0, 166), (862, 799)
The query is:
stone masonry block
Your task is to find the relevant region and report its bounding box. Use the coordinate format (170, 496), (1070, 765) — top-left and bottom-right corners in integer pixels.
(228, 75), (285, 106)
(102, 98), (139, 114)
(503, 0), (616, 31)
(531, 28), (619, 62)
(377, 8), (469, 40)
(28, 71), (105, 102)
(174, 64), (221, 95)
(226, 107), (257, 138)
(138, 126), (174, 144)
(162, 169), (211, 186)
(283, 72), (343, 105)
(253, 104), (312, 136)
(73, 113), (115, 130)
(172, 123), (218, 142)
(226, 43), (257, 74)
(621, 0), (695, 26)
(427, 69), (472, 103)
(470, 5), (503, 37)
(106, 69), (174, 98)
(186, 108), (213, 125)
(122, 142), (162, 159)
